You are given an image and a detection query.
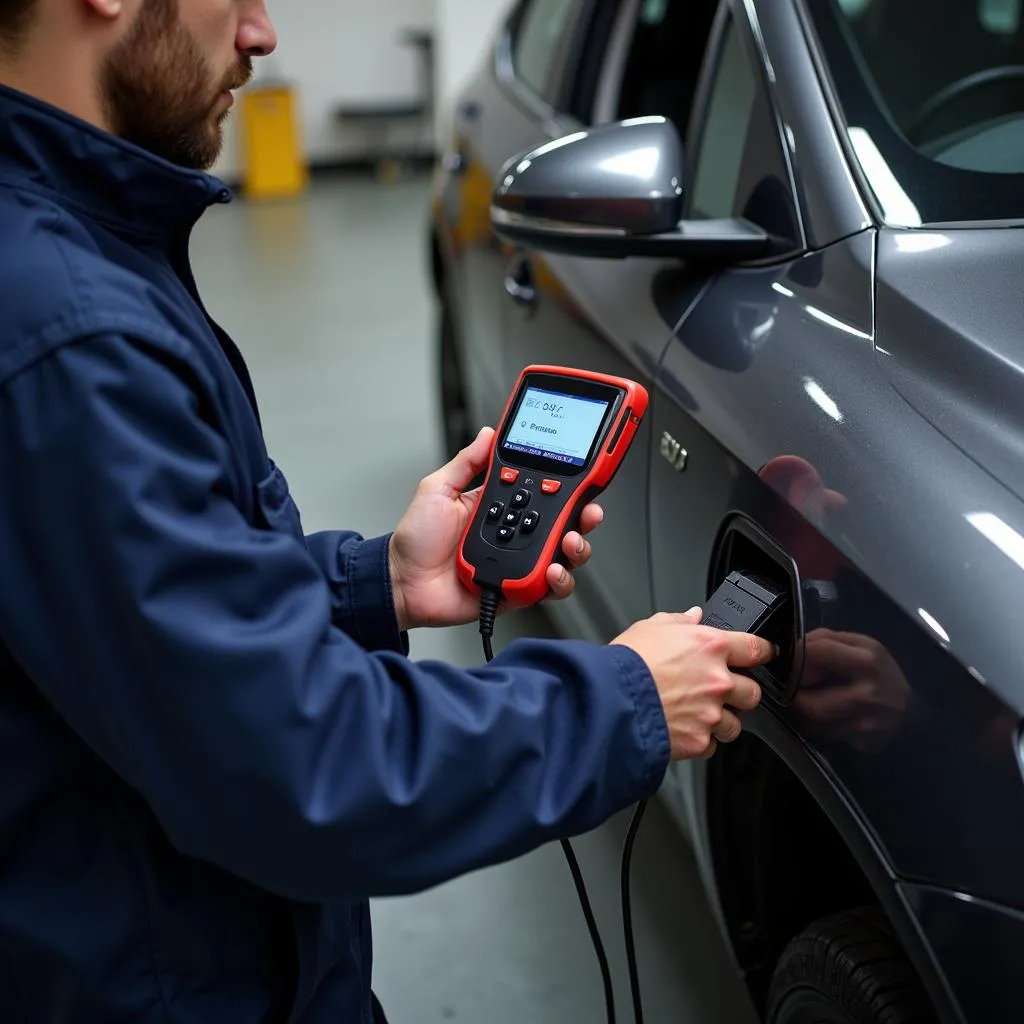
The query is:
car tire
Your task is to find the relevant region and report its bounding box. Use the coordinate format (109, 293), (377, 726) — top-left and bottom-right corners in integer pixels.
(767, 907), (937, 1024)
(438, 299), (473, 463)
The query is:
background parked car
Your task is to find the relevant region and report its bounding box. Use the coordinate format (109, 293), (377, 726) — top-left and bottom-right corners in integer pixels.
(429, 1), (1024, 1021)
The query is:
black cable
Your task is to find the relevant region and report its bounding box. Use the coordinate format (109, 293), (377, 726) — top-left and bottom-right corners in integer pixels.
(478, 588), (617, 1024)
(621, 798), (648, 1024)
(478, 588), (499, 664)
(559, 836), (618, 1024)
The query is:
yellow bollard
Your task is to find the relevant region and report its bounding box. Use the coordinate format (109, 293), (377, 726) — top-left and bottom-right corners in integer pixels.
(239, 83), (308, 201)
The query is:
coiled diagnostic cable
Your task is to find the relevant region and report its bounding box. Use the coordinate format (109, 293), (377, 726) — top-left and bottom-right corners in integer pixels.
(479, 588), (648, 1024)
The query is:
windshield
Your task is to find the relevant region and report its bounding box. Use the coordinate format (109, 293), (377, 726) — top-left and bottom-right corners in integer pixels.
(805, 0), (1024, 224)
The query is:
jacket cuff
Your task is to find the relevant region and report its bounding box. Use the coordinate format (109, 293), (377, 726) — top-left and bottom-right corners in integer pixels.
(608, 644), (671, 792)
(343, 534), (409, 656)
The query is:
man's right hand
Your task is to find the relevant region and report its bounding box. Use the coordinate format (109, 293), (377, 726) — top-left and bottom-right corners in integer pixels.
(612, 608), (773, 761)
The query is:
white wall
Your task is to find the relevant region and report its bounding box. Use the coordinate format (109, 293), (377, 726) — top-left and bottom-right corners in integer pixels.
(433, 0), (514, 147)
(214, 0), (435, 182)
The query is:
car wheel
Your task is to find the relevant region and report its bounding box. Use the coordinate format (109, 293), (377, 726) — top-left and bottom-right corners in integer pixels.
(438, 299), (473, 462)
(767, 908), (936, 1024)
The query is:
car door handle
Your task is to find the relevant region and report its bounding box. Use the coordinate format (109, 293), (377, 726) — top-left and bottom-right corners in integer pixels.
(504, 257), (536, 306)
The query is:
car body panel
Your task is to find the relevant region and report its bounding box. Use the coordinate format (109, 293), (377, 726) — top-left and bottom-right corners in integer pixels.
(652, 227), (1024, 906)
(429, 0), (1024, 1018)
(744, 703), (966, 1024)
(871, 227), (1024, 708)
(902, 882), (1024, 1022)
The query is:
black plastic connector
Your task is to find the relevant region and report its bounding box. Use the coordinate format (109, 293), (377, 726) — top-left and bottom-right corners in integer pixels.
(703, 570), (789, 642)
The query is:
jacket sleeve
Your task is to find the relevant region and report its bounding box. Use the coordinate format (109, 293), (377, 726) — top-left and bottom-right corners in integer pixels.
(303, 529), (410, 655)
(0, 333), (670, 902)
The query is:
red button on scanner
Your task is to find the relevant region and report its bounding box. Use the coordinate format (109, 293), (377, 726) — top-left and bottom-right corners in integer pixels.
(500, 467), (520, 485)
(541, 479), (562, 495)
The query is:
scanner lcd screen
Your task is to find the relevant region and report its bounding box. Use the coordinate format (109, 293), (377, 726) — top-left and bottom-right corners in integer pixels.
(502, 387), (610, 468)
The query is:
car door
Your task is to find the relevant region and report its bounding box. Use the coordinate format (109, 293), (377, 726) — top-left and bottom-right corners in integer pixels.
(498, 0), (724, 643)
(444, 0), (588, 429)
(648, 2), (806, 619)
(645, 1), (889, 838)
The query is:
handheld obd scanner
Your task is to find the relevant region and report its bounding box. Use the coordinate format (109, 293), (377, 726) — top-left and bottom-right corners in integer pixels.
(458, 364), (649, 638)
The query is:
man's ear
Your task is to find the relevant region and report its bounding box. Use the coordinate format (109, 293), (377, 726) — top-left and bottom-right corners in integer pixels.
(82, 0), (124, 18)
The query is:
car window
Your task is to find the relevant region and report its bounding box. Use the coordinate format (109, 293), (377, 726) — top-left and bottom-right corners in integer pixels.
(598, 0), (720, 134)
(688, 14), (800, 247)
(512, 0), (580, 106)
(806, 0), (1024, 224)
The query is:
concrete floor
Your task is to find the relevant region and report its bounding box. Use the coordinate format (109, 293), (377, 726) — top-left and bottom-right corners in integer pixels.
(191, 174), (758, 1024)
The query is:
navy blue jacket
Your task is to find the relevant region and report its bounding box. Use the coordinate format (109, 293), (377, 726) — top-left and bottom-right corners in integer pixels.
(0, 85), (670, 1023)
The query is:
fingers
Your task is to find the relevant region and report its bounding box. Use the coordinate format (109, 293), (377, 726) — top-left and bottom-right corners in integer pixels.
(545, 562), (575, 600)
(578, 503), (604, 535)
(557, 507), (603, 569)
(652, 607), (704, 626)
(542, 506), (607, 597)
(685, 698), (752, 761)
(561, 532), (592, 568)
(699, 737), (719, 760)
(727, 674), (762, 712)
(696, 687), (757, 758)
(431, 426), (495, 493)
(712, 708), (744, 744)
(718, 629), (776, 668)
(461, 485), (484, 504)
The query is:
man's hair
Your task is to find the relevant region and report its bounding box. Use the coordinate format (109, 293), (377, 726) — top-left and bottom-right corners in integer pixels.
(0, 0), (37, 46)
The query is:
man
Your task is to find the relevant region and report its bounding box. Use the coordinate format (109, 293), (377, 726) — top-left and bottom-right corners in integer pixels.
(0, 1), (773, 1021)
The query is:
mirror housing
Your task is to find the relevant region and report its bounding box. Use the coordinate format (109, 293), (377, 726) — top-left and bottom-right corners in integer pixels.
(491, 117), (768, 264)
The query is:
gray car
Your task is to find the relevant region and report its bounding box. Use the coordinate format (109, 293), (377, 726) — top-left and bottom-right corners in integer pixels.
(428, 1), (1024, 1021)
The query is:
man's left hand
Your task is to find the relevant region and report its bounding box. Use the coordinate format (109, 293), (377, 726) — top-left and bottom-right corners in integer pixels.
(389, 427), (604, 632)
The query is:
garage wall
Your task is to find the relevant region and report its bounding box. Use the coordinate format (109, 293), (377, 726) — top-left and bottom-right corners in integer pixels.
(214, 0), (435, 182)
(434, 0), (515, 147)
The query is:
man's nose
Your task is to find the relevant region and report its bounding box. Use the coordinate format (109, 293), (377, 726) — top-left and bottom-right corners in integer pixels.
(238, 2), (277, 57)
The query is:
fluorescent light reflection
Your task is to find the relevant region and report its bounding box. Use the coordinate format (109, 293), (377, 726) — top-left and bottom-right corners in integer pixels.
(967, 512), (1024, 572)
(516, 132), (587, 174)
(918, 608), (950, 644)
(803, 377), (843, 422)
(599, 147), (660, 180)
(848, 127), (922, 227)
(893, 233), (951, 253)
(805, 305), (872, 340)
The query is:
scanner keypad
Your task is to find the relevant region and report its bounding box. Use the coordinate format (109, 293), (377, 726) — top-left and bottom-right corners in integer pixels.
(485, 475), (556, 548)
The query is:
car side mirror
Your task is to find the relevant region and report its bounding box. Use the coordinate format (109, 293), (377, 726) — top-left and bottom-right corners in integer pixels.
(490, 117), (768, 264)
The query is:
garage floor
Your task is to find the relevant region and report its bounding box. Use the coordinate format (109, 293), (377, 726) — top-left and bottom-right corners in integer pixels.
(191, 174), (758, 1024)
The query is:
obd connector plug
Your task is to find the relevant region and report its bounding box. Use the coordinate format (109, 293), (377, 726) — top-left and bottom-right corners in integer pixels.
(703, 570), (790, 662)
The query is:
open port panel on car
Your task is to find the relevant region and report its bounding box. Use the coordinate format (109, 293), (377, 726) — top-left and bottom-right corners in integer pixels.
(708, 514), (805, 704)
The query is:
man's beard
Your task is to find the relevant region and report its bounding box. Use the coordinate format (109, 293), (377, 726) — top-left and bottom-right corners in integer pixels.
(100, 0), (252, 170)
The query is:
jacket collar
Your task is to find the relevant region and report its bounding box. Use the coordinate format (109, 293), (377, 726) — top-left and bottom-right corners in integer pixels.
(0, 83), (232, 240)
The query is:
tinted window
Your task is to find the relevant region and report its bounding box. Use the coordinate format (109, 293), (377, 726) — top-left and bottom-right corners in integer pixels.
(513, 0), (579, 104)
(806, 0), (1024, 223)
(689, 16), (800, 247)
(610, 0), (719, 134)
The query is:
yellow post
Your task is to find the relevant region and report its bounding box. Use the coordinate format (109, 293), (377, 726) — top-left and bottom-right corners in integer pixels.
(240, 83), (308, 200)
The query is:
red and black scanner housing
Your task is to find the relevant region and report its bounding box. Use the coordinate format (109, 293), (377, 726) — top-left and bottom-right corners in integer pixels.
(458, 365), (649, 609)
